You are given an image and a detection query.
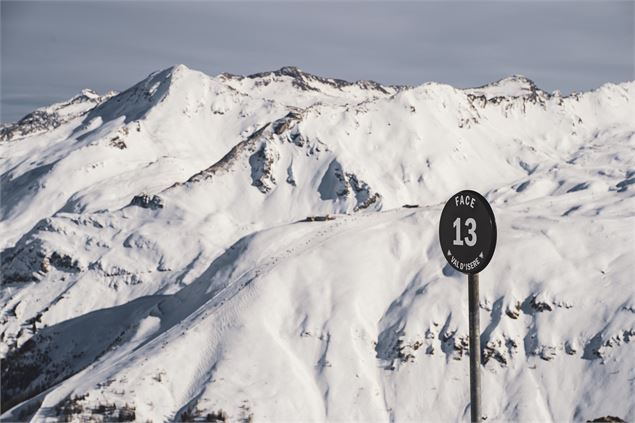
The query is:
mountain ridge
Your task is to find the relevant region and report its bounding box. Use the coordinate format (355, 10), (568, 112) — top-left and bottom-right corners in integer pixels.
(4, 64), (631, 131)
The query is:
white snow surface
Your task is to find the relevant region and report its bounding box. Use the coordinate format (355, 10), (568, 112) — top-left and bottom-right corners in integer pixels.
(1, 64), (634, 422)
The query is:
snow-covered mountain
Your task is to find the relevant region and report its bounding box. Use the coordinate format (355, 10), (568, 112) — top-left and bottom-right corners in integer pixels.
(1, 65), (634, 422)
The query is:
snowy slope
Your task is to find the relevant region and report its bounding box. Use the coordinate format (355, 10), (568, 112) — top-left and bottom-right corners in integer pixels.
(1, 65), (634, 422)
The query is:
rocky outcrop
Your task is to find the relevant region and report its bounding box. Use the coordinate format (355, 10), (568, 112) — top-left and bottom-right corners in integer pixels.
(130, 194), (164, 210)
(249, 143), (279, 193)
(318, 160), (381, 211)
(247, 66), (404, 94)
(1, 89), (115, 141)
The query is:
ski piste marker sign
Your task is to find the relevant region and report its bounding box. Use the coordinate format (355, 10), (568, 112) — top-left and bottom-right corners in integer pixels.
(439, 190), (496, 275)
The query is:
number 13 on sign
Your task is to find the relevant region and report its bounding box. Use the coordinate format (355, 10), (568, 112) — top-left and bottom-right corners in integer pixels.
(453, 217), (477, 246)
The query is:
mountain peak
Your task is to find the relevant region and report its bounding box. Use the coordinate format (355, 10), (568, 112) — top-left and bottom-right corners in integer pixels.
(496, 74), (537, 89)
(168, 63), (192, 76)
(247, 65), (311, 80)
(80, 64), (205, 125)
(78, 89), (101, 100)
(277, 65), (306, 77)
(466, 74), (539, 99)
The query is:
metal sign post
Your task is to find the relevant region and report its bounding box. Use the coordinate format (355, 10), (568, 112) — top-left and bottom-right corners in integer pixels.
(468, 273), (481, 423)
(439, 190), (496, 423)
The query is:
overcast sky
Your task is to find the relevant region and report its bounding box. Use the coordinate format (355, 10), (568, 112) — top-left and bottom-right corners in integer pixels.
(1, 1), (633, 123)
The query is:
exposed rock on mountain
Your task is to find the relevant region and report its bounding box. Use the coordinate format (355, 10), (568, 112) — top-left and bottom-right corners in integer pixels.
(0, 90), (116, 142)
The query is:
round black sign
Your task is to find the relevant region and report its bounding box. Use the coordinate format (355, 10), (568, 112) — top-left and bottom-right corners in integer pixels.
(439, 190), (496, 275)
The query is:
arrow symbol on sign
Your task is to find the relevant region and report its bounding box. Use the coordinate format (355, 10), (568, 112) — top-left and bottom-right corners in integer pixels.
(479, 252), (484, 259)
(447, 250), (452, 256)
